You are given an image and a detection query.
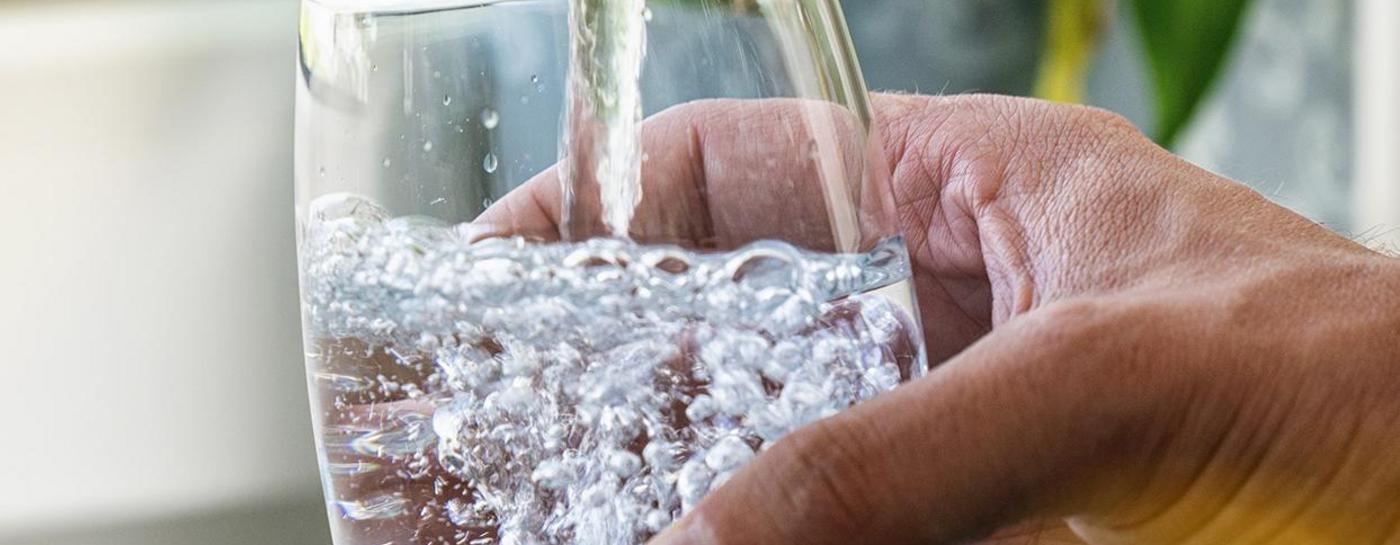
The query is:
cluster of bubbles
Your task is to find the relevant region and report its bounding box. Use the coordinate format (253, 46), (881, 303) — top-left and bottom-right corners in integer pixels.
(301, 194), (924, 545)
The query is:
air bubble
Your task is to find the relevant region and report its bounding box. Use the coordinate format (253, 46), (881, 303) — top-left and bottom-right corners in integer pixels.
(299, 194), (923, 545)
(481, 108), (500, 130)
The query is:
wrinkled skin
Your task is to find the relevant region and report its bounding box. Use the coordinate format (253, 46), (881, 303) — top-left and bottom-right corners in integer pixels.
(349, 94), (1400, 545)
(488, 94), (1400, 545)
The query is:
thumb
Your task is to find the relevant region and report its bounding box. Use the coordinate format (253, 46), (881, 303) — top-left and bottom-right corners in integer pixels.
(649, 300), (1169, 545)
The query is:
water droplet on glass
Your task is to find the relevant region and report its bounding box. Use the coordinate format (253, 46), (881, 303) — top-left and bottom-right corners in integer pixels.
(481, 108), (500, 130)
(483, 153), (499, 174)
(643, 7), (654, 21)
(455, 125), (465, 134)
(530, 75), (539, 84)
(371, 63), (379, 72)
(382, 158), (392, 168)
(318, 166), (326, 177)
(432, 70), (441, 79)
(443, 95), (452, 106)
(423, 141), (434, 152)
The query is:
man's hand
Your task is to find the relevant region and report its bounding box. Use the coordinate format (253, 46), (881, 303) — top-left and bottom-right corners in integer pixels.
(486, 94), (1400, 545)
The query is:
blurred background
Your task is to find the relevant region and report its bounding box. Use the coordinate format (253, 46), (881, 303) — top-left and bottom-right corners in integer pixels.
(0, 0), (1394, 544)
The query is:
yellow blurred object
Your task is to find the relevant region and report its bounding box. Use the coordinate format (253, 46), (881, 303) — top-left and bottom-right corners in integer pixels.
(299, 2), (316, 73)
(1034, 0), (1108, 104)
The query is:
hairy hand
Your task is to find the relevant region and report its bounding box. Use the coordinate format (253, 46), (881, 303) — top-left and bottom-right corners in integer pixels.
(638, 94), (1400, 545)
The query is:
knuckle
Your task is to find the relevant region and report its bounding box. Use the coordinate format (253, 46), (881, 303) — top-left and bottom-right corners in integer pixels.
(651, 98), (714, 125)
(758, 417), (878, 539)
(1064, 107), (1153, 165)
(1038, 102), (1145, 150)
(1030, 294), (1200, 389)
(1011, 297), (1186, 457)
(1014, 296), (1173, 378)
(1018, 298), (1127, 346)
(1076, 105), (1139, 136)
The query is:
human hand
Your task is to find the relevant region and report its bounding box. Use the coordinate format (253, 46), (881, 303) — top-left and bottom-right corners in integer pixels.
(487, 94), (1400, 545)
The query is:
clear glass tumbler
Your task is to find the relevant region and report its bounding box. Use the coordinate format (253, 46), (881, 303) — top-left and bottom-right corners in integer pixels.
(295, 1), (927, 544)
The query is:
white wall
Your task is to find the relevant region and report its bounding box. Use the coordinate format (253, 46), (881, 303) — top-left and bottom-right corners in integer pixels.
(0, 1), (323, 537)
(1356, 0), (1400, 251)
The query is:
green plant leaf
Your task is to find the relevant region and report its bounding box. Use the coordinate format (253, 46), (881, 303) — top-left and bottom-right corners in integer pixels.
(1128, 0), (1255, 147)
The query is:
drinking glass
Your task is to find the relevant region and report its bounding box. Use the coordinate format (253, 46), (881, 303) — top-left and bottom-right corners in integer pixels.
(295, 1), (927, 543)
